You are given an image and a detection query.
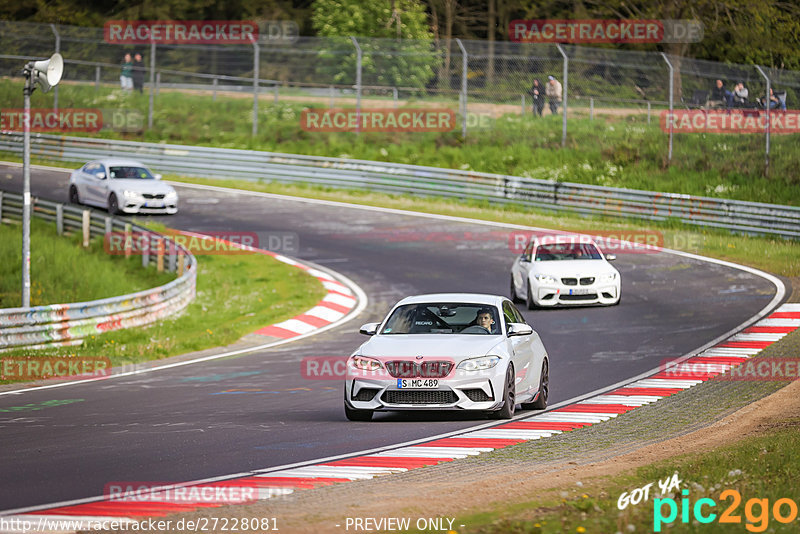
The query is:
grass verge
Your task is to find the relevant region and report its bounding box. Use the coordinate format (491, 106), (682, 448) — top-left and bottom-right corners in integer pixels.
(0, 218), (327, 380)
(2, 78), (798, 206)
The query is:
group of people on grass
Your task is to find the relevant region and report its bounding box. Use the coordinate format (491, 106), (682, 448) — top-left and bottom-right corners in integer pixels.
(710, 79), (786, 110)
(528, 76), (562, 116)
(120, 53), (145, 92)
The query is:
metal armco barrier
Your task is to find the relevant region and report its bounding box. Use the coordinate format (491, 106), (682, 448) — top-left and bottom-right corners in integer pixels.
(0, 190), (196, 351)
(1, 133), (798, 238)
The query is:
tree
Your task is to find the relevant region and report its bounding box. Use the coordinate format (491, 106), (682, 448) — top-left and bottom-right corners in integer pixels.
(312, 0), (438, 89)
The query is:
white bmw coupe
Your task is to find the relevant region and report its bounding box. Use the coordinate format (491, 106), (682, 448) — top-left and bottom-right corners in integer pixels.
(510, 236), (621, 309)
(344, 294), (550, 421)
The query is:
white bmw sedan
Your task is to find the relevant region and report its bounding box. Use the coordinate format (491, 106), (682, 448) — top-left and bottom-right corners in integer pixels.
(510, 236), (621, 309)
(69, 159), (178, 215)
(344, 294), (550, 421)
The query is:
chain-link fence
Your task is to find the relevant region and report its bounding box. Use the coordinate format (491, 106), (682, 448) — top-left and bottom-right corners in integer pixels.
(1, 20), (798, 176)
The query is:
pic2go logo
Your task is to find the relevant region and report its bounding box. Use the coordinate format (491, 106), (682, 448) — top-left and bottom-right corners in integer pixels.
(654, 489), (799, 532)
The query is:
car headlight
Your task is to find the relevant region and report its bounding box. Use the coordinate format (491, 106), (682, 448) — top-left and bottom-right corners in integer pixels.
(457, 355), (501, 371)
(165, 190), (178, 199)
(123, 190), (141, 199)
(534, 274), (558, 284)
(349, 355), (383, 372)
(600, 272), (618, 282)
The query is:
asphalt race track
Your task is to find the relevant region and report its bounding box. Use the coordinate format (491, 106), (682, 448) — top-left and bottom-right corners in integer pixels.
(0, 163), (780, 511)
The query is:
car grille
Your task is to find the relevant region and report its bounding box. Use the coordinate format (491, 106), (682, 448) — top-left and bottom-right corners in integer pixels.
(559, 293), (598, 301)
(580, 277), (595, 285)
(463, 389), (492, 402)
(384, 360), (453, 378)
(352, 388), (380, 402)
(561, 277), (577, 286)
(142, 193), (166, 199)
(382, 390), (458, 405)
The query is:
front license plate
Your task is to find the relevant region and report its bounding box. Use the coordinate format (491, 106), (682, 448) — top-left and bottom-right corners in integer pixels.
(569, 288), (591, 295)
(397, 379), (439, 389)
(144, 201), (164, 208)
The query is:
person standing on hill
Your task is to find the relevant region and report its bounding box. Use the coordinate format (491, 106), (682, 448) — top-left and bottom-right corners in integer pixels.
(546, 75), (562, 115)
(120, 53), (133, 90)
(529, 78), (545, 116)
(132, 53), (145, 93)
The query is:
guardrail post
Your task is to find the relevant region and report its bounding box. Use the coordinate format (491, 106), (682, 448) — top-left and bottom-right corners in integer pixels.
(212, 76), (218, 101)
(168, 239), (177, 272)
(156, 238), (164, 272)
(82, 210), (90, 247)
(660, 52), (674, 164)
(556, 44), (568, 147)
(124, 222), (132, 259)
(95, 65), (101, 90)
(177, 252), (185, 276)
(142, 233), (150, 268)
(104, 216), (112, 238)
(56, 204), (63, 235)
(0, 190), (4, 222)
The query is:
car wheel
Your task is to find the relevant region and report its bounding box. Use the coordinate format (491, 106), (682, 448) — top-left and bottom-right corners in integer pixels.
(69, 185), (80, 205)
(526, 283), (538, 310)
(522, 359), (548, 410)
(344, 389), (373, 421)
(510, 276), (521, 303)
(490, 364), (516, 419)
(108, 193), (120, 215)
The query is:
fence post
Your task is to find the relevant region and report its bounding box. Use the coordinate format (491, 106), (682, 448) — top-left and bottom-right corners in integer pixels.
(521, 94), (525, 115)
(177, 252), (185, 276)
(156, 238), (164, 272)
(55, 204), (63, 235)
(647, 102), (651, 124)
(393, 87), (398, 108)
(142, 233), (150, 268)
(351, 37), (362, 135)
(455, 38), (468, 138)
(0, 190), (3, 222)
(755, 65), (770, 177)
(148, 40), (156, 129)
(252, 38), (259, 136)
(95, 65), (101, 90)
(168, 239), (177, 272)
(274, 83), (279, 104)
(329, 85), (335, 109)
(590, 97), (594, 120)
(660, 52), (674, 164)
(104, 216), (112, 237)
(82, 210), (90, 247)
(124, 222), (132, 259)
(50, 24), (60, 113)
(556, 44), (568, 147)
(155, 71), (160, 96)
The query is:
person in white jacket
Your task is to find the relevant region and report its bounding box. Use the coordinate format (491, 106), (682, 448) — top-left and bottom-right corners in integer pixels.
(546, 75), (563, 115)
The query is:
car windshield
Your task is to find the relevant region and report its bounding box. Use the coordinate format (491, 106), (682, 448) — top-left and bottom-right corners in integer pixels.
(535, 242), (602, 261)
(109, 166), (154, 180)
(381, 303), (501, 335)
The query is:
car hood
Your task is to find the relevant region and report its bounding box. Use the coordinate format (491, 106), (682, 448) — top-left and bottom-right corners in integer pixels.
(358, 334), (504, 360)
(530, 259), (617, 277)
(108, 180), (175, 194)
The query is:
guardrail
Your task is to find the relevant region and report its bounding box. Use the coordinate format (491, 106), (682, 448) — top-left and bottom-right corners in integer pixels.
(0, 190), (196, 351)
(1, 133), (798, 239)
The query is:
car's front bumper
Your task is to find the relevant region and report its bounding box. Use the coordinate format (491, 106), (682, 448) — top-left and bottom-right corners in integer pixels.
(531, 279), (620, 306)
(120, 198), (178, 215)
(345, 372), (506, 412)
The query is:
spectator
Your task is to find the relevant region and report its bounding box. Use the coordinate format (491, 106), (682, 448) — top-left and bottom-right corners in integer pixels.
(732, 82), (749, 107)
(709, 79), (732, 109)
(132, 53), (145, 93)
(546, 75), (562, 115)
(120, 53), (133, 90)
(762, 87), (787, 110)
(529, 79), (545, 116)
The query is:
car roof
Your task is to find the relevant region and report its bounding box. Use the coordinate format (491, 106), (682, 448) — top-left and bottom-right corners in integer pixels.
(88, 158), (150, 168)
(532, 234), (599, 247)
(394, 293), (505, 307)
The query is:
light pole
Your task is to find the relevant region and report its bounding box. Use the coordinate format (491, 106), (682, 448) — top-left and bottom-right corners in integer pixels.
(21, 53), (63, 308)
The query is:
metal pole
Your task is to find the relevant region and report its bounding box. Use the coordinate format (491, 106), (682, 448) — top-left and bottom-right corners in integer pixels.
(252, 39), (259, 136)
(50, 24), (60, 112)
(155, 71), (160, 96)
(660, 52), (674, 164)
(556, 44), (568, 147)
(755, 65), (770, 176)
(148, 41), (155, 129)
(393, 87), (398, 109)
(521, 94), (525, 115)
(274, 83), (279, 104)
(329, 85), (334, 109)
(351, 37), (362, 134)
(22, 74), (32, 308)
(590, 97), (594, 120)
(95, 65), (101, 90)
(647, 102), (651, 124)
(212, 76), (218, 101)
(456, 38), (468, 138)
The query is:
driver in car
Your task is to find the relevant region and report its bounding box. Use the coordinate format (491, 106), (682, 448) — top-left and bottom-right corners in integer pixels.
(475, 309), (496, 333)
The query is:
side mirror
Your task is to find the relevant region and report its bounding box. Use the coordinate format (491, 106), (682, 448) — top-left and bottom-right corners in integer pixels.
(605, 254), (617, 261)
(96, 172), (106, 180)
(154, 174), (162, 180)
(507, 322), (533, 337)
(359, 322), (379, 336)
(520, 255), (530, 263)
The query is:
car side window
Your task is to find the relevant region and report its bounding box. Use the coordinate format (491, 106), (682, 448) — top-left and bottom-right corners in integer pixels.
(522, 242), (534, 262)
(502, 301), (516, 329)
(509, 302), (526, 324)
(83, 162), (99, 174)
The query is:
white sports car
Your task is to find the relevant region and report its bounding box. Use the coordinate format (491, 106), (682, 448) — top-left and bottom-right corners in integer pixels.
(344, 293), (550, 421)
(69, 158), (178, 215)
(510, 236), (621, 309)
